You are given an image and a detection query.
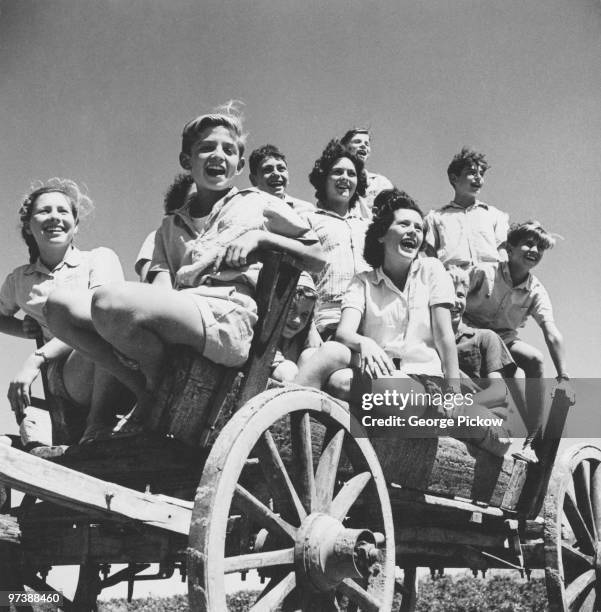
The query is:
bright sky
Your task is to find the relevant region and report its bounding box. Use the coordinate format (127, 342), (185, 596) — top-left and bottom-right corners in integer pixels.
(0, 0), (600, 597)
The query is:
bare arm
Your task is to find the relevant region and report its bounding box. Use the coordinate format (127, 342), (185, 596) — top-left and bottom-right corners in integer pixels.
(0, 314), (29, 339)
(431, 305), (460, 384)
(336, 307), (395, 377)
(541, 321), (568, 378)
(219, 230), (325, 273)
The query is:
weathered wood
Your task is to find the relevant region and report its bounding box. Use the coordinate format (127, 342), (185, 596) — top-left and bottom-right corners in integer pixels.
(543, 442), (601, 612)
(188, 387), (395, 612)
(374, 437), (514, 507)
(290, 411), (316, 515)
(518, 387), (573, 518)
(395, 526), (505, 548)
(500, 458), (528, 511)
(223, 547), (294, 574)
(0, 445), (192, 535)
(0, 513), (20, 544)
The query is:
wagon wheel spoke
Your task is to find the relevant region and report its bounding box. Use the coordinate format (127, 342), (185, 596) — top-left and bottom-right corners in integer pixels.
(564, 489), (596, 555)
(315, 428), (345, 512)
(573, 461), (597, 540)
(255, 430), (307, 524)
(590, 460), (601, 535)
(224, 547), (295, 574)
(329, 472), (372, 522)
(290, 411), (315, 514)
(249, 570), (296, 612)
(338, 577), (382, 612)
(561, 543), (593, 570)
(565, 569), (596, 608)
(233, 484), (296, 542)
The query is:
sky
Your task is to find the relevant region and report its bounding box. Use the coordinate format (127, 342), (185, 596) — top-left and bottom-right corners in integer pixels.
(0, 0), (600, 599)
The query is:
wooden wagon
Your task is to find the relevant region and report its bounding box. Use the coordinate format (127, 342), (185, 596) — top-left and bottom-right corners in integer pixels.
(0, 251), (598, 611)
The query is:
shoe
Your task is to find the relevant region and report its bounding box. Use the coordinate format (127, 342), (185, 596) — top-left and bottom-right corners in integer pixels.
(512, 446), (538, 464)
(29, 445), (68, 459)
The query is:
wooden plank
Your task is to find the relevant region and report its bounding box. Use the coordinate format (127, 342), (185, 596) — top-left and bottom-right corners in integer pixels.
(374, 437), (513, 507)
(0, 445), (192, 535)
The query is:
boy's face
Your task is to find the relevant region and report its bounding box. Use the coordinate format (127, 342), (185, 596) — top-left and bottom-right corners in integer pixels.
(345, 133), (371, 163)
(252, 156), (289, 198)
(282, 291), (316, 339)
(180, 125), (244, 193)
(450, 282), (468, 328)
(451, 164), (485, 199)
(507, 237), (544, 271)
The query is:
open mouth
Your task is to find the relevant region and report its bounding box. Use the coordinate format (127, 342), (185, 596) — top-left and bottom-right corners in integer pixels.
(400, 237), (418, 249)
(525, 254), (539, 262)
(267, 179), (285, 187)
(206, 165), (226, 177)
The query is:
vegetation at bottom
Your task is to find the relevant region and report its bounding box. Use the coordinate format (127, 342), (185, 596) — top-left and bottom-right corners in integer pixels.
(27, 573), (548, 611)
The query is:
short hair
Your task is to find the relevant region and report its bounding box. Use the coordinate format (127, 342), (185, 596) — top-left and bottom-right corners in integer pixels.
(248, 144), (287, 177)
(308, 139), (367, 206)
(363, 188), (424, 268)
(19, 178), (92, 263)
(181, 100), (247, 158)
(447, 147), (490, 186)
(340, 128), (370, 147)
(446, 265), (470, 291)
(507, 220), (557, 250)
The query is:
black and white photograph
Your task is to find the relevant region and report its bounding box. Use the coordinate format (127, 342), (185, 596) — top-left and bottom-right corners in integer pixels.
(0, 1), (599, 610)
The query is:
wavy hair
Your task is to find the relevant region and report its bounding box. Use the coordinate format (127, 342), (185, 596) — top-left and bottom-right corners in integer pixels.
(19, 178), (92, 263)
(308, 139), (367, 207)
(363, 188), (424, 269)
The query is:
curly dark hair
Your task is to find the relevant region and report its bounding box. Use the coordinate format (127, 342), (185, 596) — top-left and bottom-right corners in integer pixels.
(447, 147), (490, 186)
(308, 139), (367, 207)
(363, 188), (424, 268)
(248, 144), (286, 177)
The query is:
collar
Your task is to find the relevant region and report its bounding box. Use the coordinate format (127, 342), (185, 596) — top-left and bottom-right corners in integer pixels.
(500, 261), (534, 290)
(25, 246), (82, 276)
(455, 322), (476, 341)
(442, 199), (489, 211)
(314, 203), (361, 220)
(371, 260), (420, 295)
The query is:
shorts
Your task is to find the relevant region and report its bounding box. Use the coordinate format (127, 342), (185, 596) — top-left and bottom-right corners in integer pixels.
(183, 285), (258, 367)
(47, 354), (71, 401)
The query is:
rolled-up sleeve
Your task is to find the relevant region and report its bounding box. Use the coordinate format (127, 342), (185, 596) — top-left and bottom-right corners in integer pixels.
(426, 258), (454, 307)
(529, 282), (554, 326)
(0, 272), (19, 317)
(341, 274), (366, 315)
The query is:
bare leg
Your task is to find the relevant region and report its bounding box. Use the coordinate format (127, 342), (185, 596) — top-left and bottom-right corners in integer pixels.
(509, 341), (545, 461)
(45, 287), (147, 399)
(91, 283), (208, 393)
(295, 341), (353, 389)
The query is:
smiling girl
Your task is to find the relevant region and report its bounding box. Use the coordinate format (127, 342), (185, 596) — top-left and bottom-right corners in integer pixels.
(0, 179), (127, 446)
(304, 140), (370, 340)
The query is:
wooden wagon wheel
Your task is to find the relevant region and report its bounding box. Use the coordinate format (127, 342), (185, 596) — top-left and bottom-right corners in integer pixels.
(543, 442), (601, 611)
(188, 386), (395, 611)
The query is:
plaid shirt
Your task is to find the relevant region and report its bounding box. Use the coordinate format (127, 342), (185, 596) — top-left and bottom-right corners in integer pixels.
(304, 207), (370, 331)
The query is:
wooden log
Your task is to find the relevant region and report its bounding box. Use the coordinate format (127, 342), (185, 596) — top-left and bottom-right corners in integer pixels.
(374, 437), (515, 507)
(0, 445), (192, 535)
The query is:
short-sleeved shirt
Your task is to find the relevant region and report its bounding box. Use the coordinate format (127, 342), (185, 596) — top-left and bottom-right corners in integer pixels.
(134, 230), (157, 278)
(464, 261), (554, 343)
(150, 186), (317, 291)
(424, 200), (508, 267)
(455, 323), (517, 379)
(341, 257), (455, 376)
(0, 246), (123, 340)
(303, 207), (370, 332)
(356, 171), (394, 220)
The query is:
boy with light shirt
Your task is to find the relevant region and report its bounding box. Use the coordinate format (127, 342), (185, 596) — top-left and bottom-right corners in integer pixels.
(248, 144), (314, 215)
(341, 128), (393, 219)
(464, 221), (573, 462)
(425, 148), (508, 268)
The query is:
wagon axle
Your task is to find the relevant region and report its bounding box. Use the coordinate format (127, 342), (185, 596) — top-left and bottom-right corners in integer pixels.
(295, 512), (381, 592)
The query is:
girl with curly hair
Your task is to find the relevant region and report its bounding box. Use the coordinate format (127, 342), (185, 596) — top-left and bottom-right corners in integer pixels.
(0, 179), (129, 447)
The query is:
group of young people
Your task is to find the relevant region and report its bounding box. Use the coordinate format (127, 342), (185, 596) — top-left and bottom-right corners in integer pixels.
(0, 103), (572, 463)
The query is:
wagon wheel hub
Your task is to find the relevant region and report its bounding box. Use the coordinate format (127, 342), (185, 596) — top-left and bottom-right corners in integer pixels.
(294, 512), (380, 593)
